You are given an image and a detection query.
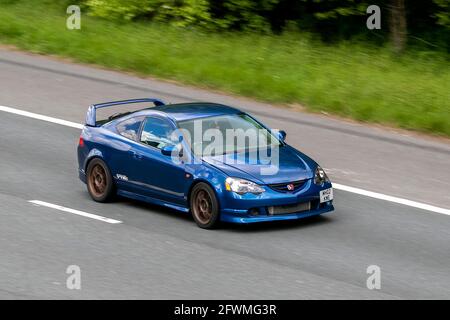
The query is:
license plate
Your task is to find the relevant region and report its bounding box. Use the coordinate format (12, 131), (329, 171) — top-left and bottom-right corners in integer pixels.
(320, 188), (333, 203)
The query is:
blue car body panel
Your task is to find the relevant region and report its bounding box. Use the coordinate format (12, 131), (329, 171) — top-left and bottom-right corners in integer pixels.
(78, 100), (334, 224)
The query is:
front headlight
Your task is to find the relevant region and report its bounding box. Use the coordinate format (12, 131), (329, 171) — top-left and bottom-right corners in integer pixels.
(225, 177), (265, 195)
(314, 166), (330, 185)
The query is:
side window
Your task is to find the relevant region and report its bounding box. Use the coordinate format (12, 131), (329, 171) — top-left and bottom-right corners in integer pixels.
(116, 116), (144, 141)
(140, 117), (175, 149)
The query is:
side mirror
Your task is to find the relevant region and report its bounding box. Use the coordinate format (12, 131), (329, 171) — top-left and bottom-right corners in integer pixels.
(161, 144), (183, 157)
(161, 145), (177, 156)
(278, 130), (287, 142)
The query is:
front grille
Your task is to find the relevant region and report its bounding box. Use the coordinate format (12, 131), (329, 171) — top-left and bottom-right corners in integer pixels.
(267, 201), (311, 215)
(268, 179), (307, 193)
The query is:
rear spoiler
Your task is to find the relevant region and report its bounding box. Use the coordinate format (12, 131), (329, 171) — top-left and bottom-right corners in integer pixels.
(85, 98), (165, 127)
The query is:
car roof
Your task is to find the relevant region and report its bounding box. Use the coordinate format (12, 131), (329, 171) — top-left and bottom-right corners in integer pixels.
(137, 102), (242, 122)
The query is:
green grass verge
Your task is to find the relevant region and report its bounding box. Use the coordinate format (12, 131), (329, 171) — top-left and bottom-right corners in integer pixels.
(0, 0), (449, 136)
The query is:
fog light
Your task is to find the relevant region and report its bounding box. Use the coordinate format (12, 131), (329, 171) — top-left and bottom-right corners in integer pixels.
(249, 208), (259, 216)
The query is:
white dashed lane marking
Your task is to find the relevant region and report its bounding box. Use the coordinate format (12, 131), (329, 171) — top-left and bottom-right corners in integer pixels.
(29, 200), (122, 224)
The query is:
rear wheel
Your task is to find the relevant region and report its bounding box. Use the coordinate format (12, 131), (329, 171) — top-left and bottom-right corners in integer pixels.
(190, 183), (220, 229)
(86, 158), (115, 202)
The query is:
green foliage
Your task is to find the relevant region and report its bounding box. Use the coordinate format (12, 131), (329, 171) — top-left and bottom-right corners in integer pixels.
(1, 1), (449, 137)
(83, 0), (277, 31)
(77, 0), (449, 44)
(433, 0), (450, 28)
(84, 0), (160, 21)
(156, 0), (212, 27)
(85, 0), (213, 27)
(312, 0), (369, 20)
(211, 0), (278, 32)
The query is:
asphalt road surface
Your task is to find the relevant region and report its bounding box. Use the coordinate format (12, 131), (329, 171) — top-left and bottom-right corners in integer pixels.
(0, 48), (449, 299)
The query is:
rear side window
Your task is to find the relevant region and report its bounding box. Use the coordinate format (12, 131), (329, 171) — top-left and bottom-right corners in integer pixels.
(116, 116), (145, 141)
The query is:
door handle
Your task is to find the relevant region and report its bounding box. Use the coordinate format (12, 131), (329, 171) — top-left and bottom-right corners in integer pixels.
(131, 151), (143, 160)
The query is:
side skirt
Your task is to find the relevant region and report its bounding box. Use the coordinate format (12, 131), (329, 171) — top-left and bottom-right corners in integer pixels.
(117, 189), (190, 213)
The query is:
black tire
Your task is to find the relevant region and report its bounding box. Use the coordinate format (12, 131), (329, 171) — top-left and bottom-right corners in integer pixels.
(86, 158), (115, 202)
(190, 182), (220, 229)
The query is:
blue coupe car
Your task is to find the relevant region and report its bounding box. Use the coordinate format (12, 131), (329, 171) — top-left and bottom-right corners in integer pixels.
(77, 98), (334, 228)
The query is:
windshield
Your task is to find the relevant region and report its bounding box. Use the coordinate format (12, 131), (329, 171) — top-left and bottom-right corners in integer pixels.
(177, 114), (281, 157)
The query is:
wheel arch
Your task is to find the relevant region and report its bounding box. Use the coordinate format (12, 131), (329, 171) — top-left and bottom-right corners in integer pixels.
(84, 153), (116, 189)
(84, 148), (106, 173)
(187, 179), (221, 212)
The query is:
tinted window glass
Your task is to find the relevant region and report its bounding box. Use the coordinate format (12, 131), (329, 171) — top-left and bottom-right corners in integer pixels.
(116, 116), (145, 141)
(140, 117), (176, 149)
(178, 114), (281, 156)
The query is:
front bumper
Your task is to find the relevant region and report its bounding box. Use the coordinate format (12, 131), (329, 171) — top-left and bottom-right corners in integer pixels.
(219, 179), (334, 224)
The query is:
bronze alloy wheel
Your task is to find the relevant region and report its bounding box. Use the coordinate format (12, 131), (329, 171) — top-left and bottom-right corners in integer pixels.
(190, 183), (220, 229)
(193, 190), (213, 224)
(89, 164), (107, 198)
(86, 158), (114, 202)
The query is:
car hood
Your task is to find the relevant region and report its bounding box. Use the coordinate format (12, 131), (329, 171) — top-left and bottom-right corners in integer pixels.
(203, 145), (316, 184)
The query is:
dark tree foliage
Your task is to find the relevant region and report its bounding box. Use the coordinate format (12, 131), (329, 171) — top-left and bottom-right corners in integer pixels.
(81, 0), (449, 50)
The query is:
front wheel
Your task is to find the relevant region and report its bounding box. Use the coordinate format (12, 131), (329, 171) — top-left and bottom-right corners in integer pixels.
(190, 183), (220, 229)
(86, 158), (115, 202)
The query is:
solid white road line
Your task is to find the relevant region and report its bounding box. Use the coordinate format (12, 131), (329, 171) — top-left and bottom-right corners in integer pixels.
(1, 105), (449, 217)
(0, 105), (83, 129)
(29, 200), (122, 224)
(333, 183), (450, 216)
